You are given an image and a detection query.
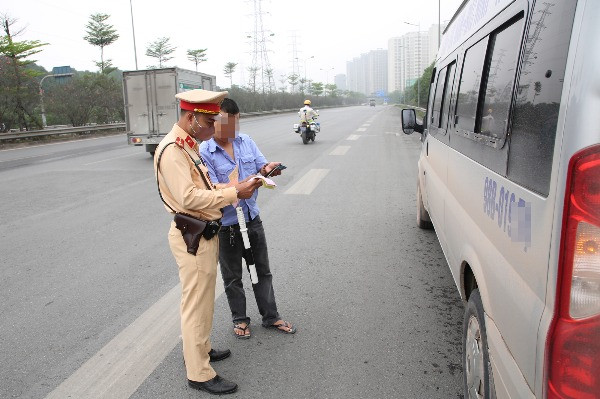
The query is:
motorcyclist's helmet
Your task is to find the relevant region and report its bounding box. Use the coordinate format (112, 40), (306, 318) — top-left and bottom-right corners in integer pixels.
(304, 100), (311, 105)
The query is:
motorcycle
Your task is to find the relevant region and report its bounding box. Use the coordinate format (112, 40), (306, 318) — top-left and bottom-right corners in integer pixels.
(293, 110), (320, 144)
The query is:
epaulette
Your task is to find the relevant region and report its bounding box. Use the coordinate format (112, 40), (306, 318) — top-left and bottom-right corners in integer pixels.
(185, 136), (195, 148)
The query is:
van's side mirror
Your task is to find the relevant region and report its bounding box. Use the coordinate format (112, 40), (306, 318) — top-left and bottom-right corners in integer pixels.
(401, 109), (424, 135)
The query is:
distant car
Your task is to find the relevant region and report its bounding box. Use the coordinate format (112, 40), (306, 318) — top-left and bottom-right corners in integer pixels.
(369, 99), (376, 107)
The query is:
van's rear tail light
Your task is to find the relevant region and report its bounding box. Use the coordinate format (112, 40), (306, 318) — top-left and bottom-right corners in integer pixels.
(546, 145), (600, 399)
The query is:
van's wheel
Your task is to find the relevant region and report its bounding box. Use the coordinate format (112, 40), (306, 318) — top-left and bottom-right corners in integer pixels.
(417, 184), (433, 229)
(463, 289), (495, 399)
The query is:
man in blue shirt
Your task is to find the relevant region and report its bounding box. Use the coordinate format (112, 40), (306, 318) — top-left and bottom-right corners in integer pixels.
(200, 98), (296, 339)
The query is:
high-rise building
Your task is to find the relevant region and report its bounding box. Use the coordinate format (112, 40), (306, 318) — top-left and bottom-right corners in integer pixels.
(334, 74), (347, 91)
(346, 49), (388, 96)
(388, 24), (445, 96)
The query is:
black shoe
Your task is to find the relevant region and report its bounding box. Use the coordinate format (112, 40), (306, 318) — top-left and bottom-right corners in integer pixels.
(188, 375), (238, 395)
(209, 348), (231, 362)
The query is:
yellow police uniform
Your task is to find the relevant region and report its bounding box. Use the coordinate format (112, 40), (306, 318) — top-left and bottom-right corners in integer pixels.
(154, 90), (237, 383)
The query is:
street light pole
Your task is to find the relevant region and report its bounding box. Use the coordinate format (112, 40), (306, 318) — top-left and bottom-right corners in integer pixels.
(130, 0), (138, 69)
(39, 73), (73, 128)
(404, 21), (421, 108)
(320, 67), (334, 85)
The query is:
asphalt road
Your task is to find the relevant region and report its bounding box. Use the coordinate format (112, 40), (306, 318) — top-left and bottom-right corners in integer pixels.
(0, 105), (464, 398)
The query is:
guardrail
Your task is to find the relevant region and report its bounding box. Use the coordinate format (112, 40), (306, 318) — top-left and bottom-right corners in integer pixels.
(0, 104), (367, 145)
(0, 123), (126, 142)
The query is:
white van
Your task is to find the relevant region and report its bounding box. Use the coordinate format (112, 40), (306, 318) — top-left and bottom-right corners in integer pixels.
(402, 0), (599, 398)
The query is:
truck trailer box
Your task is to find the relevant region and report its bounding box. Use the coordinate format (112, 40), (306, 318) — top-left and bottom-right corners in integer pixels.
(123, 67), (217, 155)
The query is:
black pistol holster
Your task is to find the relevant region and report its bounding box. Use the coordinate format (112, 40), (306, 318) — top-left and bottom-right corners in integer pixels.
(157, 142), (222, 255)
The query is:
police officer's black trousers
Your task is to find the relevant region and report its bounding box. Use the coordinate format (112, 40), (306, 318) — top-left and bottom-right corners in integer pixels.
(218, 215), (281, 327)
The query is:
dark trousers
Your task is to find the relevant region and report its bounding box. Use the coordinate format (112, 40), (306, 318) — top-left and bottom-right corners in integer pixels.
(218, 216), (280, 326)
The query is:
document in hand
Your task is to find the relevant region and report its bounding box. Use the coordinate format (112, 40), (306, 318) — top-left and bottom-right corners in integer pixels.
(250, 175), (277, 189)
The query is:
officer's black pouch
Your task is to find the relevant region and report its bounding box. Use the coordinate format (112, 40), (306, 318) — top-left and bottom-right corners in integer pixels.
(174, 213), (207, 255)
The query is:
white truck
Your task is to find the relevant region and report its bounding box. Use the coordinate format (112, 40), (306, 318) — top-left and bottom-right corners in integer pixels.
(122, 67), (217, 155)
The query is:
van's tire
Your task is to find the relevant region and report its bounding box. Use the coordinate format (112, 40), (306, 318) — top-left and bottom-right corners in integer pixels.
(417, 184), (433, 229)
(463, 289), (495, 399)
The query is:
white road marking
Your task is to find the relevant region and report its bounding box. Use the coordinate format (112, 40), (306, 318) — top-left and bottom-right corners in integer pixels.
(329, 146), (350, 156)
(45, 275), (225, 399)
(362, 124), (370, 127)
(347, 135), (361, 141)
(284, 169), (329, 195)
(356, 128), (367, 132)
(84, 152), (141, 165)
(0, 135), (123, 152)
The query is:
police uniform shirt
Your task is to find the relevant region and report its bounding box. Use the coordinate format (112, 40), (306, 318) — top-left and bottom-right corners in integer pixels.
(154, 123), (238, 221)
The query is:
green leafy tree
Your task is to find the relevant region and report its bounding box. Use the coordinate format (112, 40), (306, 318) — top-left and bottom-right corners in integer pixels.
(187, 48), (207, 71)
(146, 37), (176, 68)
(264, 68), (275, 93)
(278, 74), (287, 93)
(83, 13), (119, 74)
(287, 73), (299, 93)
(310, 81), (324, 96)
(0, 15), (47, 130)
(325, 83), (338, 97)
(45, 72), (124, 126)
(223, 62), (237, 87)
(247, 66), (259, 93)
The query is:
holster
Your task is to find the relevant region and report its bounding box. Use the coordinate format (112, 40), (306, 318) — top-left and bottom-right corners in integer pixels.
(174, 213), (207, 255)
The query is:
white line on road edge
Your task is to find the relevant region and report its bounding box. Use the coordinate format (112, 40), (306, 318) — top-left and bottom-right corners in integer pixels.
(0, 135), (122, 152)
(356, 128), (367, 132)
(84, 152), (140, 165)
(284, 169), (329, 195)
(329, 146), (350, 156)
(347, 135), (361, 141)
(45, 280), (225, 399)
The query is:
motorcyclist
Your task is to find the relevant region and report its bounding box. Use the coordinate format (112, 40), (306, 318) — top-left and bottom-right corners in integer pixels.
(298, 100), (319, 124)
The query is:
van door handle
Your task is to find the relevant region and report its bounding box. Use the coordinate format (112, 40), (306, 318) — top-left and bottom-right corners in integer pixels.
(426, 141), (429, 156)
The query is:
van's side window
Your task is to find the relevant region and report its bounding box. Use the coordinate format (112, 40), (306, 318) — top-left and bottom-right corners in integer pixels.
(440, 62), (456, 133)
(507, 1), (578, 197)
(477, 14), (524, 147)
(455, 38), (488, 135)
(431, 68), (448, 129)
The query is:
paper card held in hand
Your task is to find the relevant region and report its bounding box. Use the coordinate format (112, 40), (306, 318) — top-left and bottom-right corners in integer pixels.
(250, 175), (277, 189)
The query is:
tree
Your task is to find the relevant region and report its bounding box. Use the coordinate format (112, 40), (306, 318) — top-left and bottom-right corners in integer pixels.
(223, 62), (237, 88)
(325, 83), (338, 97)
(187, 48), (207, 71)
(83, 13), (119, 74)
(0, 15), (47, 130)
(310, 81), (324, 96)
(278, 74), (287, 93)
(247, 66), (259, 93)
(287, 73), (299, 93)
(146, 37), (176, 68)
(45, 72), (124, 126)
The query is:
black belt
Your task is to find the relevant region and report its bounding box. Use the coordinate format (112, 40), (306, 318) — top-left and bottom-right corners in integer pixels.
(221, 215), (261, 231)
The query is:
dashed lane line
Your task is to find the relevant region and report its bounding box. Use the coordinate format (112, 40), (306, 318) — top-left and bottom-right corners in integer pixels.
(84, 152), (141, 165)
(284, 169), (330, 195)
(329, 146), (350, 156)
(347, 135), (361, 141)
(356, 128), (367, 132)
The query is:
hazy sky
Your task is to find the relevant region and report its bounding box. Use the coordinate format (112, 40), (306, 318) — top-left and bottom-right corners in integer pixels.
(4, 0), (463, 87)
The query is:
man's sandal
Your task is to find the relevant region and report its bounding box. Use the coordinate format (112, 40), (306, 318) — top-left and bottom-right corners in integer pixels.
(265, 320), (297, 334)
(233, 323), (251, 339)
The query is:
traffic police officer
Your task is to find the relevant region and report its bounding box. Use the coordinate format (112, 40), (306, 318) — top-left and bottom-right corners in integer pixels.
(154, 89), (261, 395)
